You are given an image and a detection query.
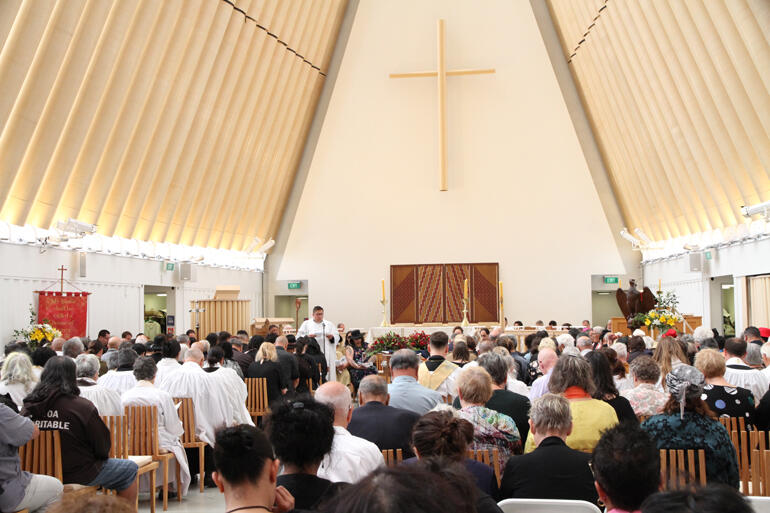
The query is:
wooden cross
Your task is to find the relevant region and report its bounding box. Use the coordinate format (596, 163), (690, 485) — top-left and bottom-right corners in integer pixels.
(58, 265), (67, 293)
(390, 19), (495, 191)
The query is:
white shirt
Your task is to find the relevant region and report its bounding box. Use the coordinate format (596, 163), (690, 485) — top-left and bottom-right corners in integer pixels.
(297, 319), (340, 382)
(157, 361), (231, 446)
(724, 357), (770, 404)
(155, 358), (182, 389)
(317, 426), (383, 483)
(0, 381), (35, 411)
(78, 378), (122, 416)
(205, 366), (254, 427)
(506, 377), (530, 397)
(122, 381), (190, 496)
(98, 370), (137, 396)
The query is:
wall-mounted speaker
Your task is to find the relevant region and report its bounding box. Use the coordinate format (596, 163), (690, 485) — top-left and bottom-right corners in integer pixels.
(689, 252), (703, 272)
(179, 262), (192, 281)
(78, 252), (87, 278)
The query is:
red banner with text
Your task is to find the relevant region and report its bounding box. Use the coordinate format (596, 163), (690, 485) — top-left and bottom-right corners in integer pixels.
(36, 291), (89, 339)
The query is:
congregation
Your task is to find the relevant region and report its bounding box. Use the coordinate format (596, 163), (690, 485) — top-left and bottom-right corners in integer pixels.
(1, 318), (767, 513)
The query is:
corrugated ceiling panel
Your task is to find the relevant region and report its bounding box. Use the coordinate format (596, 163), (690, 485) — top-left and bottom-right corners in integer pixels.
(0, 0), (347, 251)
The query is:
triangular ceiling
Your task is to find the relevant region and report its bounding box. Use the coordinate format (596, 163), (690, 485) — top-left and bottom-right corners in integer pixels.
(548, 0), (770, 242)
(0, 0), (347, 251)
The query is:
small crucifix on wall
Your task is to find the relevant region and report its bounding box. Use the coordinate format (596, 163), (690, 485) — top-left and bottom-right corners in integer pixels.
(390, 19), (495, 191)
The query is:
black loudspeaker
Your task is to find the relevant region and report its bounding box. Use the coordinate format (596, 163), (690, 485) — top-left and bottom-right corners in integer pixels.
(78, 252), (87, 278)
(179, 263), (192, 281)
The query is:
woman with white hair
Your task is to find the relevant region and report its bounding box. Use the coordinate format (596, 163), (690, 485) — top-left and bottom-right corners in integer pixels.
(0, 352), (37, 410)
(491, 347), (529, 397)
(122, 357), (190, 497)
(76, 354), (122, 416)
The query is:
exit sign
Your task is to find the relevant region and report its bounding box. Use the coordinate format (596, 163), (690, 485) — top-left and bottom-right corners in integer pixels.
(164, 262), (175, 271)
(604, 276), (619, 284)
(288, 281), (302, 290)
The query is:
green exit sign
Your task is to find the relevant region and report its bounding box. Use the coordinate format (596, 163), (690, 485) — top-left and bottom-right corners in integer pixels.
(604, 276), (619, 284)
(165, 262), (175, 271)
(288, 281), (302, 290)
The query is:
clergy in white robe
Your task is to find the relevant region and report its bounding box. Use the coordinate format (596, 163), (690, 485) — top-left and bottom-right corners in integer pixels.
(76, 354), (122, 416)
(155, 356), (182, 389)
(122, 357), (190, 496)
(157, 349), (231, 447)
(297, 306), (341, 382)
(98, 348), (139, 395)
(203, 350), (254, 427)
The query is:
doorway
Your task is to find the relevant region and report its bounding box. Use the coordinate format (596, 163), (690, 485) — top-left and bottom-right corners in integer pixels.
(275, 295), (309, 328)
(144, 286), (175, 338)
(592, 291), (618, 328)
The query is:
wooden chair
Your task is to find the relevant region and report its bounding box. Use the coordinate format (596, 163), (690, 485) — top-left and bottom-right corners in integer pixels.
(172, 397), (206, 493)
(18, 430), (98, 499)
(102, 415), (159, 513)
(719, 416), (748, 433)
(125, 405), (181, 511)
(381, 449), (403, 467)
(659, 449), (706, 490)
(468, 448), (502, 487)
(245, 378), (269, 423)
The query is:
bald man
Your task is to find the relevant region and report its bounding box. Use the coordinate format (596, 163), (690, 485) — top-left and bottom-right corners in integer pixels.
(314, 382), (383, 483)
(51, 337), (66, 355)
(101, 336), (122, 369)
(274, 336), (299, 392)
(529, 348), (558, 401)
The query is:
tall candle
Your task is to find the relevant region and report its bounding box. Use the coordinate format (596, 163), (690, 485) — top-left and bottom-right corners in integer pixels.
(619, 279), (622, 290)
(464, 278), (469, 299)
(499, 281), (503, 300)
(658, 279), (662, 292)
(381, 279), (385, 302)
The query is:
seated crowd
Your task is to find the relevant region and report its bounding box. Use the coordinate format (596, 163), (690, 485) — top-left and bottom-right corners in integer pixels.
(0, 321), (768, 512)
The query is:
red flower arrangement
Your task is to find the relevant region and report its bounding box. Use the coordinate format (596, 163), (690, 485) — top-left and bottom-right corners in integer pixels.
(366, 331), (430, 357)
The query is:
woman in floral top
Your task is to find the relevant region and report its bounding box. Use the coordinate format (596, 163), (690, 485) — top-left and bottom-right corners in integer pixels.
(456, 366), (521, 469)
(621, 355), (668, 417)
(641, 365), (739, 489)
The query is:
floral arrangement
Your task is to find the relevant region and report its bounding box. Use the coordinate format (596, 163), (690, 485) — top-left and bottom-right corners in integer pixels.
(406, 331), (430, 352)
(366, 330), (431, 357)
(631, 291), (682, 334)
(12, 305), (61, 351)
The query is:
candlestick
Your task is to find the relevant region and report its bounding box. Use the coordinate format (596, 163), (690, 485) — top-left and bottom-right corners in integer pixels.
(381, 279), (385, 302)
(380, 298), (389, 327)
(461, 298), (469, 327)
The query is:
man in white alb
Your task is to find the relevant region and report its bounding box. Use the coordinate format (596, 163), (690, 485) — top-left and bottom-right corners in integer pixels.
(297, 305), (340, 382)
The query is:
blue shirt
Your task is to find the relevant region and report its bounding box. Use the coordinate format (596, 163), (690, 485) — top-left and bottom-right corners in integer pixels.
(388, 375), (442, 416)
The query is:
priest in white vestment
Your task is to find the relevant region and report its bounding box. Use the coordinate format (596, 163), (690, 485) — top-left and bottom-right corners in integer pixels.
(203, 346), (254, 426)
(122, 357), (191, 496)
(98, 348), (138, 395)
(157, 348), (230, 447)
(155, 340), (183, 389)
(75, 354), (122, 416)
(297, 306), (341, 382)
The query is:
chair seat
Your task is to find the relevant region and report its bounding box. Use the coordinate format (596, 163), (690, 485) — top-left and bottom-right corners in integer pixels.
(182, 441), (206, 449)
(128, 455), (155, 467)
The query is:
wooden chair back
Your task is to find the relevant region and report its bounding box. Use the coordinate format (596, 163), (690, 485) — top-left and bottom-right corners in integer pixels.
(245, 378), (269, 419)
(659, 449), (706, 490)
(719, 416), (747, 433)
(101, 415), (128, 459)
(125, 405), (161, 456)
(381, 449), (403, 467)
(18, 430), (63, 481)
(468, 448), (502, 487)
(172, 397), (198, 445)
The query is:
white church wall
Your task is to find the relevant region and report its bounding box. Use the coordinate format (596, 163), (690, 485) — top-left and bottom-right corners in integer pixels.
(0, 242), (262, 347)
(642, 236), (770, 334)
(277, 0), (627, 328)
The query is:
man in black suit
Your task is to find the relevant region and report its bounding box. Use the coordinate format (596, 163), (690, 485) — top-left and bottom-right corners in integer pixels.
(347, 375), (420, 458)
(499, 393), (597, 504)
(275, 336), (299, 392)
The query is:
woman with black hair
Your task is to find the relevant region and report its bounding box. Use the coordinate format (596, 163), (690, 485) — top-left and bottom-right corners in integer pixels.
(212, 424), (294, 513)
(585, 350), (638, 424)
(294, 337), (319, 394)
(265, 397), (344, 510)
(218, 341), (244, 378)
(22, 357), (139, 503)
(304, 338), (328, 386)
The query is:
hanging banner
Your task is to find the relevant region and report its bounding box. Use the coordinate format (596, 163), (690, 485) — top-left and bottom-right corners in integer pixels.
(36, 291), (90, 339)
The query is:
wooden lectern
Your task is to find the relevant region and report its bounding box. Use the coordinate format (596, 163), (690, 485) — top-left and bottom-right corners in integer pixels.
(251, 318), (295, 337)
(190, 287), (251, 337)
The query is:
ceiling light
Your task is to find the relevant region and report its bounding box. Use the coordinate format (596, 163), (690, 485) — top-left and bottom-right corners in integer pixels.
(156, 293), (167, 297)
(255, 239), (275, 254)
(741, 199), (770, 219)
(620, 228), (641, 250)
(56, 218), (97, 236)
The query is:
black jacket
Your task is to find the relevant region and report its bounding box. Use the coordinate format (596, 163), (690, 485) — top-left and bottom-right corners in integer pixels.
(498, 436), (597, 504)
(347, 401), (420, 457)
